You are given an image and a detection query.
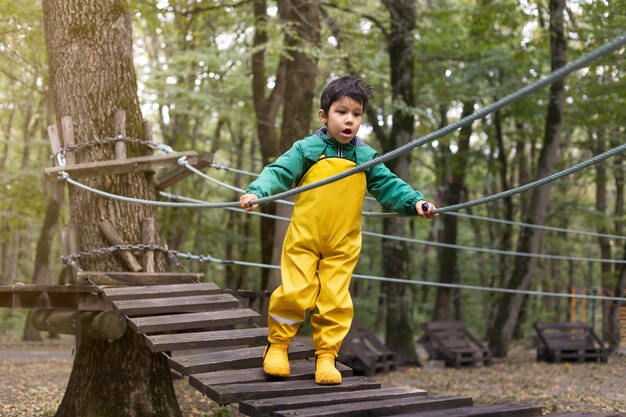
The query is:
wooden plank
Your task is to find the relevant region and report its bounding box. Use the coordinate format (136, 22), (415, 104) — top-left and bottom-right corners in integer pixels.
(0, 285), (96, 293)
(155, 151), (213, 190)
(145, 318), (265, 351)
(44, 151), (199, 182)
(148, 327), (267, 353)
(128, 308), (255, 334)
(205, 376), (381, 405)
(189, 359), (351, 391)
(102, 282), (221, 301)
(77, 271), (202, 286)
(175, 342), (316, 376)
(390, 403), (543, 417)
(114, 293), (239, 316)
(239, 387), (428, 417)
(272, 395), (473, 417)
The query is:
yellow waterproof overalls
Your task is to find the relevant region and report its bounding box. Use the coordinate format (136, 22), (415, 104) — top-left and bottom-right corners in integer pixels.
(267, 156), (365, 357)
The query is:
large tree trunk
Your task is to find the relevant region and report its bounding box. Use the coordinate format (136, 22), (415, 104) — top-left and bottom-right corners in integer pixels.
(488, 0), (567, 358)
(380, 0), (419, 365)
(42, 1), (181, 416)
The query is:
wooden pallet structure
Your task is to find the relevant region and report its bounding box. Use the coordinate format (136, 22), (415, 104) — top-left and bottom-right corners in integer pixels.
(338, 320), (396, 376)
(418, 320), (492, 368)
(100, 281), (620, 417)
(534, 322), (608, 364)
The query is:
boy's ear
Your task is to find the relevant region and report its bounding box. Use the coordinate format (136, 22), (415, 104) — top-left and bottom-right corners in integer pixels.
(318, 109), (327, 123)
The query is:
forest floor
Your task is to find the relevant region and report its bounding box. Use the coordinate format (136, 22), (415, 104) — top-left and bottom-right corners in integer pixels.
(0, 337), (624, 417)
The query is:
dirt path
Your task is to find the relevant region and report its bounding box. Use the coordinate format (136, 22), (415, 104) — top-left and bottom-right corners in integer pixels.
(0, 340), (624, 417)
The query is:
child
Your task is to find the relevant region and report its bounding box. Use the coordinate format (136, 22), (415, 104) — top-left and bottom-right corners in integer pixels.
(240, 76), (436, 385)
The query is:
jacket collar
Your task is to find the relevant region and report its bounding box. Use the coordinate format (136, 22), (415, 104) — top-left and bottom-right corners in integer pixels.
(316, 126), (363, 149)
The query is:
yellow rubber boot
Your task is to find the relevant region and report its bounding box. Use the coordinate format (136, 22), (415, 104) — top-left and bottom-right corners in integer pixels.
(262, 343), (290, 377)
(315, 353), (342, 385)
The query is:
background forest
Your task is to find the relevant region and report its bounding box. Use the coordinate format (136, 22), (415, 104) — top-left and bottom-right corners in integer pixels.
(1, 0), (625, 363)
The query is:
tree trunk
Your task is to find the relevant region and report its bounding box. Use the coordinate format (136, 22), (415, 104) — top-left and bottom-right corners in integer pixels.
(42, 1), (181, 416)
(608, 148), (625, 352)
(23, 183), (64, 341)
(251, 0), (286, 295)
(380, 0), (418, 365)
(434, 100), (472, 321)
(251, 0), (320, 321)
(488, 0), (567, 358)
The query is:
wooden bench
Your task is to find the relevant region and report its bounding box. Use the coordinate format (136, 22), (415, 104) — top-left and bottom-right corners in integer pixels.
(534, 322), (608, 363)
(418, 321), (491, 368)
(338, 321), (397, 376)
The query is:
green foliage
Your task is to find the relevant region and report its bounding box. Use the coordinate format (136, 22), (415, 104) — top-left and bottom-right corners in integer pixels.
(210, 406), (232, 417)
(0, 309), (27, 338)
(0, 0), (624, 347)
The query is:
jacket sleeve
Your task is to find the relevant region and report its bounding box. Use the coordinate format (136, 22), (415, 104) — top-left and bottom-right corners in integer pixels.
(246, 141), (305, 198)
(365, 158), (424, 215)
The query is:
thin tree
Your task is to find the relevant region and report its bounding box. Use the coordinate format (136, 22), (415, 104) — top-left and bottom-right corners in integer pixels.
(43, 0), (182, 415)
(488, 0), (567, 357)
(377, 0), (419, 365)
(250, 0), (320, 315)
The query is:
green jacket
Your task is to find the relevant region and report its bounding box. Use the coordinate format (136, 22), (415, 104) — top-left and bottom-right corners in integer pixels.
(246, 128), (424, 215)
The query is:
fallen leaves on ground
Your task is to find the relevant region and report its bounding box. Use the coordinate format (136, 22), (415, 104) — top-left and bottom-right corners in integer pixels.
(1, 340), (624, 416)
(374, 345), (626, 415)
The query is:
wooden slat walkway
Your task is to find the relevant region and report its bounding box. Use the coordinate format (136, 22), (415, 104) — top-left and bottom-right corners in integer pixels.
(102, 281), (619, 417)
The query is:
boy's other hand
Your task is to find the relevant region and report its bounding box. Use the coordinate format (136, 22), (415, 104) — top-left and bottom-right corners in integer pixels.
(240, 194), (260, 212)
(416, 200), (438, 219)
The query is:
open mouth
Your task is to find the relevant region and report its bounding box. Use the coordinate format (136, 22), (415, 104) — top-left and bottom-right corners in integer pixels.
(342, 128), (352, 136)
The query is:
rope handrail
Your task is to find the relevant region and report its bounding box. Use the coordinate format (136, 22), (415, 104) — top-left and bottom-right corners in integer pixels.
(243, 33), (626, 208)
(444, 211), (626, 241)
(206, 158), (626, 240)
(57, 35), (626, 219)
(433, 142), (626, 214)
(160, 191), (626, 264)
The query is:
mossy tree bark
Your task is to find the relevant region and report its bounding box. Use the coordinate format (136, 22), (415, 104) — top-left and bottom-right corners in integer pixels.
(42, 0), (182, 416)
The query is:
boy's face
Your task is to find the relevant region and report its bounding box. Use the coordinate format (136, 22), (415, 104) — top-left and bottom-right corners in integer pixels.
(319, 96), (363, 144)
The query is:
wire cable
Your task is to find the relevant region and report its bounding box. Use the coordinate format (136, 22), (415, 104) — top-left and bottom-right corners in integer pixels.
(160, 191), (626, 264)
(242, 34), (626, 208)
(445, 211), (626, 241)
(171, 251), (626, 302)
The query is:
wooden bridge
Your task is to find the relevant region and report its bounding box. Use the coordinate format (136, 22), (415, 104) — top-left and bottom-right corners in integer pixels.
(91, 280), (619, 417)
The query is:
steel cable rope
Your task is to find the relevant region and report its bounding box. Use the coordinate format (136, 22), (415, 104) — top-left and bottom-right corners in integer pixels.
(241, 33), (626, 209)
(209, 160), (380, 203)
(444, 211), (626, 241)
(57, 35), (626, 212)
(207, 159), (626, 240)
(60, 139), (626, 228)
(56, 241), (626, 301)
(181, 161), (403, 216)
(170, 252), (626, 302)
(160, 191), (626, 264)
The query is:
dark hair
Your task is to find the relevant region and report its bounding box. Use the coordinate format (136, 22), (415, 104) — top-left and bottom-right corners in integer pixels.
(319, 76), (374, 114)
